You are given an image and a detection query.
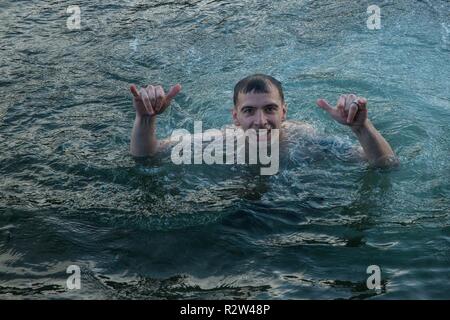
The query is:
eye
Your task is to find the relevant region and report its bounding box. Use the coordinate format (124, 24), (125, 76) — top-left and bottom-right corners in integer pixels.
(265, 105), (277, 113)
(242, 107), (254, 114)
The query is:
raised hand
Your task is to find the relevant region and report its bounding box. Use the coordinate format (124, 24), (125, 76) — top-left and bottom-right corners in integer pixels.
(316, 94), (368, 129)
(130, 83), (181, 118)
(316, 94), (398, 167)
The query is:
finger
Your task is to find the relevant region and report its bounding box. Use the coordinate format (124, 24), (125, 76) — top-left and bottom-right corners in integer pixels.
(357, 97), (367, 111)
(347, 103), (358, 123)
(131, 85), (147, 115)
(337, 95), (346, 108)
(154, 85), (164, 113)
(346, 94), (357, 111)
(140, 88), (155, 115)
(130, 84), (140, 98)
(337, 95), (346, 115)
(316, 99), (334, 113)
(165, 84), (182, 104)
(146, 85), (156, 110)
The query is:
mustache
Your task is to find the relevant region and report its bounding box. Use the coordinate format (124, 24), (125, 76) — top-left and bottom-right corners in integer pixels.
(251, 126), (272, 131)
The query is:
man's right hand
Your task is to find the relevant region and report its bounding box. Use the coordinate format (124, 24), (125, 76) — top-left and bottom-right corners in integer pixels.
(130, 83), (182, 118)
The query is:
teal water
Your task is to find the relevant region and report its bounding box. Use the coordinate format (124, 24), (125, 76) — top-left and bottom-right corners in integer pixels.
(0, 0), (449, 299)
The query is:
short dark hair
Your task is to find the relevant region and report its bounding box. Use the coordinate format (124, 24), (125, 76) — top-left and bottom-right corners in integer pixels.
(233, 74), (285, 106)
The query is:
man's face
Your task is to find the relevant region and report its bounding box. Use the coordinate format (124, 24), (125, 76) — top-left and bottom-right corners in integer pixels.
(232, 86), (287, 138)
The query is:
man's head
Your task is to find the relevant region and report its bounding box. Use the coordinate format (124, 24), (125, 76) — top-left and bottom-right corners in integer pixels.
(232, 74), (287, 133)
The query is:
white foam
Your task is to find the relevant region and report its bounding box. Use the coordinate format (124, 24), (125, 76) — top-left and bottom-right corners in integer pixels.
(129, 37), (139, 52)
(441, 23), (449, 49)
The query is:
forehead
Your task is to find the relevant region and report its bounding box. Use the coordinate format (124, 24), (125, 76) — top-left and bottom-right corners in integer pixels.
(236, 87), (283, 108)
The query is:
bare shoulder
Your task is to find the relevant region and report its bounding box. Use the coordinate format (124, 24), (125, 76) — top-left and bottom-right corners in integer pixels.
(282, 120), (316, 135)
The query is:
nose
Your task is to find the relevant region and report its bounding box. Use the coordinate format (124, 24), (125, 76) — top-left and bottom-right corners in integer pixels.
(254, 109), (268, 128)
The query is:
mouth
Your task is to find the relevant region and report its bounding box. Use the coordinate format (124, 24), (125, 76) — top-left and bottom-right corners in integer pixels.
(257, 128), (271, 141)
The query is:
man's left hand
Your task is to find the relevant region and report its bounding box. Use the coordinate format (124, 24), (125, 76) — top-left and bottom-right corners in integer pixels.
(316, 94), (368, 130)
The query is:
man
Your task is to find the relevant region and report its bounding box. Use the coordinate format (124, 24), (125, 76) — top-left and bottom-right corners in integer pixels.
(129, 74), (397, 167)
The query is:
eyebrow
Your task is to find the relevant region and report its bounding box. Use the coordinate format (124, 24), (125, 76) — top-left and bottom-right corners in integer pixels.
(241, 103), (279, 109)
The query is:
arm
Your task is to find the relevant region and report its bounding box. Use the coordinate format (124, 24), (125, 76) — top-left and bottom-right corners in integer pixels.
(129, 83), (181, 157)
(351, 119), (397, 166)
(316, 94), (398, 167)
(131, 115), (159, 157)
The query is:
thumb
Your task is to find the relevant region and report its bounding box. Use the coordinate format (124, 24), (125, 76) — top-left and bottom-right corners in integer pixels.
(166, 84), (182, 102)
(316, 98), (333, 113)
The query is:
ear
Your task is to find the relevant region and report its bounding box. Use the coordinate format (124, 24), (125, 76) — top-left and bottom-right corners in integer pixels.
(281, 103), (287, 122)
(232, 107), (240, 126)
